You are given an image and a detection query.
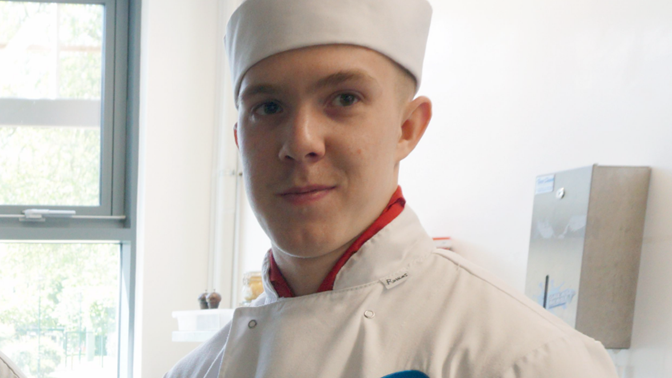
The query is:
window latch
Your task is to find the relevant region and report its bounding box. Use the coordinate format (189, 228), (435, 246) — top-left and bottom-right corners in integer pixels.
(21, 209), (76, 222)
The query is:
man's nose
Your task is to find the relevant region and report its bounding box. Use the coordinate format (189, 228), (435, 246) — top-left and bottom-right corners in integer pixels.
(278, 106), (325, 163)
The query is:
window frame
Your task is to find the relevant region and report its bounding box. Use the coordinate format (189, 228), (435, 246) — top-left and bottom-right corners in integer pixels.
(0, 0), (140, 377)
(0, 0), (124, 217)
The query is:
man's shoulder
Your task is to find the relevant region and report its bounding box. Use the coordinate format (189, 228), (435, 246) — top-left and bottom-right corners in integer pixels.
(423, 248), (588, 338)
(409, 249), (616, 377)
(163, 323), (231, 378)
(426, 248), (568, 329)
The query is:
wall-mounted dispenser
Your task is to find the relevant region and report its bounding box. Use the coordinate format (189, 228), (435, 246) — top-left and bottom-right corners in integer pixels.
(524, 165), (650, 349)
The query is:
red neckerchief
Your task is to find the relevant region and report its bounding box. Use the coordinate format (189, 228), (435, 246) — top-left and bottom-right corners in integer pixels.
(269, 186), (406, 298)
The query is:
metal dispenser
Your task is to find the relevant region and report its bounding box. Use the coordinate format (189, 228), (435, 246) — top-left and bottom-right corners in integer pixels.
(524, 165), (650, 349)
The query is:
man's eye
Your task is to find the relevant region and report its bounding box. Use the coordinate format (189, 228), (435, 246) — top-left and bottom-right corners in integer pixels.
(254, 101), (282, 116)
(332, 93), (359, 107)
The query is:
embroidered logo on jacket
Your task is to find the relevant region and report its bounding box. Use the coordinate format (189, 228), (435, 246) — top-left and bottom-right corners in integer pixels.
(380, 270), (410, 289)
(381, 370), (429, 378)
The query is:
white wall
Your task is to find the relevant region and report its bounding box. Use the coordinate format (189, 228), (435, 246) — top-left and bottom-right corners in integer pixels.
(136, 0), (219, 376)
(399, 0), (671, 376)
(239, 187), (271, 274)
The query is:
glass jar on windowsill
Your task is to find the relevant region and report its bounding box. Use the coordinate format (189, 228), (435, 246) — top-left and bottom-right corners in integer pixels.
(240, 271), (264, 306)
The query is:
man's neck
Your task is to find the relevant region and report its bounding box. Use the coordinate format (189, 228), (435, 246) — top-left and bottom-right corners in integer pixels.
(271, 234), (358, 296)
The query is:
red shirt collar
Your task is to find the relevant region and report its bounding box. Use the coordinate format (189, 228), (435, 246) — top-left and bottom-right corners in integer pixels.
(269, 186), (406, 298)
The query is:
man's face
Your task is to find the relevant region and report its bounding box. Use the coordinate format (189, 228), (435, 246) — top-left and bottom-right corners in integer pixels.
(236, 45), (414, 259)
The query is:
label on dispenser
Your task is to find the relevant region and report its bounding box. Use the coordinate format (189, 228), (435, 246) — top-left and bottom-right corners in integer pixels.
(535, 174), (555, 195)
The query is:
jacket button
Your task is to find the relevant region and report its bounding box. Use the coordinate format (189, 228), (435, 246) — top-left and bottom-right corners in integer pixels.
(248, 319), (258, 329)
(364, 310), (375, 319)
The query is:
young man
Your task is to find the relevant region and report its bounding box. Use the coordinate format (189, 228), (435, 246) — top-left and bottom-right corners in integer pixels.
(166, 0), (619, 377)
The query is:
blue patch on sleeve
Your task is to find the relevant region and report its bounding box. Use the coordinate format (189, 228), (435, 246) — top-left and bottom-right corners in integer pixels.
(381, 371), (430, 378)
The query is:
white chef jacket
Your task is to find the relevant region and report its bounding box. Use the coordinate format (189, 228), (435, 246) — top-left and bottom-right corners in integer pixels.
(165, 206), (618, 378)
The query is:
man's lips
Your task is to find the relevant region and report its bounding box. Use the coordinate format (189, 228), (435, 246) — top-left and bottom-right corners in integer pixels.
(277, 185), (336, 204)
(279, 185), (335, 195)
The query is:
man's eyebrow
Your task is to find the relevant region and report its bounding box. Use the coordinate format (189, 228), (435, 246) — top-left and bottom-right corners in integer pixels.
(239, 84), (280, 103)
(313, 70), (378, 90)
(239, 70), (377, 104)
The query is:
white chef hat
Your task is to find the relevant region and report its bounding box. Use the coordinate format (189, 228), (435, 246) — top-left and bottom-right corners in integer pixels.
(225, 0), (433, 103)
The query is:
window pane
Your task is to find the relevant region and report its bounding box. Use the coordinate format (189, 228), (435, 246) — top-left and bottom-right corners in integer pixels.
(0, 126), (101, 206)
(0, 2), (104, 207)
(0, 2), (103, 100)
(0, 242), (120, 378)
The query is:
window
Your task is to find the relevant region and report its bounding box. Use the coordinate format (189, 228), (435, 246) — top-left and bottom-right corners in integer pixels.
(0, 0), (139, 377)
(0, 0), (125, 217)
(0, 242), (120, 378)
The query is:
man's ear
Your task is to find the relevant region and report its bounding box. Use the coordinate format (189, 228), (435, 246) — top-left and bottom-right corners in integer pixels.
(396, 96), (432, 161)
(234, 122), (239, 149)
